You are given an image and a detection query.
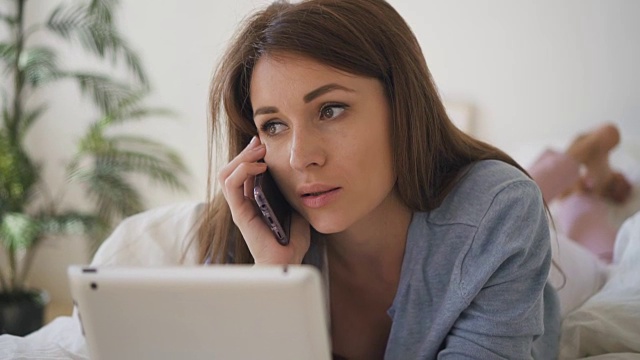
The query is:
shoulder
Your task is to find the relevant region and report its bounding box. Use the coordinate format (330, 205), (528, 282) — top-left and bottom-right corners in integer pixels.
(424, 160), (549, 259)
(91, 202), (206, 266)
(428, 159), (542, 227)
(392, 161), (557, 356)
(407, 160), (550, 296)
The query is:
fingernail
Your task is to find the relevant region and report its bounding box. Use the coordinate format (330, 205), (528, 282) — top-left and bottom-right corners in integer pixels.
(248, 136), (259, 147)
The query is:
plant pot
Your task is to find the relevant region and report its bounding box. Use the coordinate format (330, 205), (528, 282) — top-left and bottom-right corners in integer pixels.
(0, 289), (50, 336)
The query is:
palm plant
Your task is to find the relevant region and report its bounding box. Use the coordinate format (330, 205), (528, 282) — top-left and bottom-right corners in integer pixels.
(0, 0), (188, 300)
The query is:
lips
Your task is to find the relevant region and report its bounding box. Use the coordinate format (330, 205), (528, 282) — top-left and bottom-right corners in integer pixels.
(302, 189), (337, 197)
(298, 185), (341, 208)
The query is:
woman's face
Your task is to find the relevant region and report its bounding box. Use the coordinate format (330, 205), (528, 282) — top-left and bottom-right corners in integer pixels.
(250, 53), (401, 235)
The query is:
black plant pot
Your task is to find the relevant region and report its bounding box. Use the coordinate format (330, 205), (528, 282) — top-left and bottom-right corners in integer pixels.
(0, 289), (50, 336)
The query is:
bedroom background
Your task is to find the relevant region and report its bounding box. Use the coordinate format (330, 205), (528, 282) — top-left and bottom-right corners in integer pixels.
(5, 0), (640, 323)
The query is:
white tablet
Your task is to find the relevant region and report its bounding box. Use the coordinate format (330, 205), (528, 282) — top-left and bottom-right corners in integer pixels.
(68, 265), (331, 360)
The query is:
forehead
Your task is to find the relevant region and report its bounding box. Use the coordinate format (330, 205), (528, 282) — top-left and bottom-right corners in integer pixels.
(249, 53), (362, 101)
(253, 52), (353, 80)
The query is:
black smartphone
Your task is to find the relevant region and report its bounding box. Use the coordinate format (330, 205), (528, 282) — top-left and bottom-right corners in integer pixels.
(253, 170), (290, 246)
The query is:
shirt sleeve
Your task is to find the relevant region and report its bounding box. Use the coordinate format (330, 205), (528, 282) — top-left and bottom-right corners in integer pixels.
(438, 180), (552, 360)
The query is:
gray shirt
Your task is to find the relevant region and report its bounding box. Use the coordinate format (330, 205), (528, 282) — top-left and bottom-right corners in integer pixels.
(383, 160), (560, 359)
(96, 158), (560, 359)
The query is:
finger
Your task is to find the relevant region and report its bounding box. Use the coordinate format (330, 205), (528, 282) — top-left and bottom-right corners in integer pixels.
(244, 174), (256, 200)
(224, 162), (268, 209)
(218, 137), (265, 182)
(218, 147), (266, 199)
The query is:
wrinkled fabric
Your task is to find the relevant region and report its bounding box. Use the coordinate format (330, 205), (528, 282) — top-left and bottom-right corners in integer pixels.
(560, 212), (640, 359)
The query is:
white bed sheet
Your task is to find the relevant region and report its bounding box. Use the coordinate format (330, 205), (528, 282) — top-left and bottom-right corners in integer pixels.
(559, 211), (640, 358)
(510, 137), (640, 359)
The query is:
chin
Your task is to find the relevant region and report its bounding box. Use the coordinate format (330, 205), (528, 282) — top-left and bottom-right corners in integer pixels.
(307, 215), (351, 235)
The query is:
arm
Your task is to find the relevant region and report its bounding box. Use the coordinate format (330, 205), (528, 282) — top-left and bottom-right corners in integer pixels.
(439, 180), (555, 359)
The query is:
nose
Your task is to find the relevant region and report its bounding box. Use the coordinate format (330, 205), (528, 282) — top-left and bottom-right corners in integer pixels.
(289, 126), (326, 171)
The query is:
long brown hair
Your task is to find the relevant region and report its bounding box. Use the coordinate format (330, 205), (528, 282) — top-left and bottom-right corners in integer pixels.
(197, 0), (526, 264)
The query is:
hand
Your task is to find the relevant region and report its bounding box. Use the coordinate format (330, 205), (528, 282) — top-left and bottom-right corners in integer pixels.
(218, 136), (311, 264)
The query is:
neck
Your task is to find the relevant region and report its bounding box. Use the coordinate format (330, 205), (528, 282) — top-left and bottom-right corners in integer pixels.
(324, 192), (413, 283)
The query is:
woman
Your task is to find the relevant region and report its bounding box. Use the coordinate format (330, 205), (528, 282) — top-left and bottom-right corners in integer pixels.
(202, 0), (559, 358)
(0, 0), (560, 359)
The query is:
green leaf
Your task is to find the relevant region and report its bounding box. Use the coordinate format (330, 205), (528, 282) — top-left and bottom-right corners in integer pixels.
(76, 124), (110, 153)
(72, 132), (180, 165)
(18, 47), (59, 86)
(89, 0), (119, 25)
(93, 90), (146, 126)
(114, 107), (175, 123)
(109, 134), (178, 150)
(47, 4), (147, 85)
(87, 29), (148, 85)
(17, 104), (47, 141)
(0, 213), (41, 251)
(0, 44), (15, 80)
(1, 90), (12, 130)
(47, 4), (90, 39)
(65, 72), (136, 114)
(37, 212), (101, 235)
(0, 136), (39, 212)
(0, 42), (16, 66)
(70, 139), (187, 190)
(95, 149), (187, 191)
(78, 168), (144, 221)
(68, 131), (188, 221)
(117, 42), (148, 85)
(0, 12), (16, 26)
(104, 107), (175, 128)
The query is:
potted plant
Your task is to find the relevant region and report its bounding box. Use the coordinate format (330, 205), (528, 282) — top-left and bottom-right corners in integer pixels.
(0, 0), (188, 335)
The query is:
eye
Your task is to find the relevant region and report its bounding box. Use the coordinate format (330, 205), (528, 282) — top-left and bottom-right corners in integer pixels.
(319, 104), (346, 120)
(261, 121), (287, 136)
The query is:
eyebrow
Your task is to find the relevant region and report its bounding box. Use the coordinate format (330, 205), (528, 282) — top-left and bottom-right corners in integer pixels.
(303, 83), (355, 103)
(253, 83), (355, 117)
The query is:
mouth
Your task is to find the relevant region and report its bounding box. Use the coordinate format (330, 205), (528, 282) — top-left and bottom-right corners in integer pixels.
(299, 187), (342, 208)
(302, 188), (339, 197)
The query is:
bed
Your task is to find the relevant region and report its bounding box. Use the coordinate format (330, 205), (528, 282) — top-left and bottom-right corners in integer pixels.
(511, 135), (640, 359)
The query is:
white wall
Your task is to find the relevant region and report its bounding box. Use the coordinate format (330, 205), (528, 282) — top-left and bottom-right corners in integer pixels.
(25, 0), (640, 213)
(393, 0), (640, 157)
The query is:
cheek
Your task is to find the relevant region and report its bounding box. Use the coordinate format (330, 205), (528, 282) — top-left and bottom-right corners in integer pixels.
(353, 121), (394, 172)
(262, 142), (296, 196)
(262, 140), (287, 166)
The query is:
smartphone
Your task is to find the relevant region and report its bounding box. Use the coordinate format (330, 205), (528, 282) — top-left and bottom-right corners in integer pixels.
(253, 170), (290, 246)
